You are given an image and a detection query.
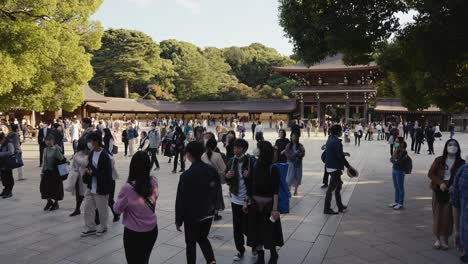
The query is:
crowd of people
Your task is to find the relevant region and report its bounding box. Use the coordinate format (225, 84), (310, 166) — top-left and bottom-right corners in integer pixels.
(0, 115), (467, 263)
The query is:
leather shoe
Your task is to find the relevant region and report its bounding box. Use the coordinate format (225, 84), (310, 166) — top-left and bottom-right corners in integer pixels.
(338, 206), (348, 213)
(324, 209), (338, 215)
(321, 184), (328, 189)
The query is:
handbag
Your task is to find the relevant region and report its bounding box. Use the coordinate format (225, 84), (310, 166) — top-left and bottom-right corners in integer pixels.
(112, 145), (118, 154)
(5, 152), (23, 169)
(57, 159), (70, 180)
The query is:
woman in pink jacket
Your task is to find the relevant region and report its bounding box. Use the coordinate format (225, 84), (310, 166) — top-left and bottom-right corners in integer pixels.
(114, 151), (159, 264)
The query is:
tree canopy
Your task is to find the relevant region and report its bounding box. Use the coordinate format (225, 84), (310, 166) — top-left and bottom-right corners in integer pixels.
(0, 0), (103, 111)
(91, 37), (297, 101)
(279, 0), (468, 113)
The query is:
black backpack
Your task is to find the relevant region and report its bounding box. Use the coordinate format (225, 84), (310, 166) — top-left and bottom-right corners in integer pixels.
(401, 155), (413, 174)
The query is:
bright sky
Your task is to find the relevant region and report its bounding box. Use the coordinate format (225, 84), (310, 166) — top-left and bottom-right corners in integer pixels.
(92, 0), (416, 56)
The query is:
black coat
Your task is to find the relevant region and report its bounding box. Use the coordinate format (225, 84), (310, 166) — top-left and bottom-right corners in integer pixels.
(38, 128), (50, 146)
(175, 161), (220, 226)
(324, 135), (350, 171)
(83, 149), (113, 195)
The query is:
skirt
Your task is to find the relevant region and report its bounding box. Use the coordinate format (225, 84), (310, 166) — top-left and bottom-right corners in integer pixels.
(40, 170), (64, 201)
(247, 203), (284, 249)
(432, 191), (453, 237)
(286, 161), (303, 186)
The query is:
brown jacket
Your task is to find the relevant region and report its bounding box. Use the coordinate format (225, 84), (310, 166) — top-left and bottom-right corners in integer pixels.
(428, 156), (465, 190)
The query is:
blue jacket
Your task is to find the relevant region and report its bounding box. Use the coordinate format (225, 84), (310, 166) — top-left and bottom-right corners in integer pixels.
(324, 135), (350, 171)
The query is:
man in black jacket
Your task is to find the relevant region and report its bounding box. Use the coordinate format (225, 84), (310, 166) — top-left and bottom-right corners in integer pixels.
(175, 141), (219, 264)
(81, 132), (113, 237)
(323, 125), (353, 215)
(37, 122), (50, 167)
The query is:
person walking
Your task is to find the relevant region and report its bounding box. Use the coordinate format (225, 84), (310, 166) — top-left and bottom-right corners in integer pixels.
(70, 119), (80, 154)
(450, 161), (468, 262)
(122, 129), (129, 156)
(225, 139), (255, 262)
(171, 126), (186, 173)
(66, 142), (89, 217)
(251, 121), (257, 140)
(102, 128), (115, 154)
(323, 125), (354, 215)
(175, 141), (220, 264)
(114, 151), (159, 264)
(429, 139), (465, 250)
(40, 134), (66, 210)
(202, 138), (227, 221)
(38, 122), (50, 167)
(102, 129), (121, 223)
(147, 122), (161, 170)
(247, 141), (284, 264)
(274, 129), (290, 163)
(414, 126), (425, 154)
(255, 121), (264, 142)
(426, 125), (436, 155)
(81, 132), (113, 237)
(354, 123), (363, 146)
(285, 133), (305, 196)
(448, 122), (455, 139)
(0, 132), (17, 198)
(389, 137), (412, 210)
(126, 123), (138, 157)
(306, 120), (312, 138)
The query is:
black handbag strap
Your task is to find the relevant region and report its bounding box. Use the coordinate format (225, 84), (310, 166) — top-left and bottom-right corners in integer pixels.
(129, 182), (155, 213)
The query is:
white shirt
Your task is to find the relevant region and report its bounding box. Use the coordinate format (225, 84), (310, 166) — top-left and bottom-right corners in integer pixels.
(444, 157), (455, 181)
(91, 150), (102, 194)
(70, 123), (80, 141)
(255, 125), (264, 133)
(230, 158), (247, 205)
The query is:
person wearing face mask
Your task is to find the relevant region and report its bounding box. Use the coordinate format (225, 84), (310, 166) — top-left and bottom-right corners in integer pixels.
(389, 137), (412, 210)
(81, 132), (113, 237)
(225, 139), (256, 262)
(285, 133), (305, 196)
(429, 139), (465, 250)
(40, 134), (66, 210)
(323, 125), (354, 215)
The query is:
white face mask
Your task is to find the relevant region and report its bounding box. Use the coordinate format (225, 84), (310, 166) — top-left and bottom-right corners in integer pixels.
(87, 142), (94, 151)
(253, 148), (260, 157)
(447, 146), (458, 154)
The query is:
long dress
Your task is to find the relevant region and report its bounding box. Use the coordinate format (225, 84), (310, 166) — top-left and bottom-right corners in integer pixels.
(40, 146), (65, 200)
(450, 164), (468, 252)
(285, 143), (305, 186)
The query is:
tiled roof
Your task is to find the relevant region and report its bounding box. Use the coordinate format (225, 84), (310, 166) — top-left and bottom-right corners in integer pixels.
(83, 85), (110, 102)
(374, 98), (441, 113)
(273, 54), (378, 73)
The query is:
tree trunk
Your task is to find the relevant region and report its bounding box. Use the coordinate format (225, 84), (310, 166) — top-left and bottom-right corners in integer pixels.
(124, 79), (129, 98)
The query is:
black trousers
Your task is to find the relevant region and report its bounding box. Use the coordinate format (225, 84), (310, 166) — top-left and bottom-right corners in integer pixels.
(322, 166), (330, 185)
(72, 140), (78, 154)
(390, 144), (394, 156)
(324, 171), (344, 211)
(124, 141), (129, 156)
(232, 203), (247, 253)
(415, 142), (422, 154)
(148, 148), (160, 169)
(39, 143), (45, 166)
(0, 168), (14, 193)
(354, 134), (361, 146)
(124, 226), (158, 264)
(173, 150), (185, 171)
(184, 219), (215, 264)
(428, 140), (434, 153)
(411, 137), (415, 150)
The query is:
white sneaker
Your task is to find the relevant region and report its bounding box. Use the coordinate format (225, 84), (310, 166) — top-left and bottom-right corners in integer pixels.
(233, 252), (244, 261)
(393, 204), (403, 210)
(388, 203), (397, 208)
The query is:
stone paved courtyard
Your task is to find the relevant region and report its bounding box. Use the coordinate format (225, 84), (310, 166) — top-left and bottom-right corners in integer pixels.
(0, 129), (465, 264)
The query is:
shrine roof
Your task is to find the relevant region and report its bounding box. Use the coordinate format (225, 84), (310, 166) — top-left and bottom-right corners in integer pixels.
(273, 54), (378, 73)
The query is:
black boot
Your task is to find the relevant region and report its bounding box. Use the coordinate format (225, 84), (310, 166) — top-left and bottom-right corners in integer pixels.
(44, 199), (53, 211)
(70, 196), (83, 217)
(269, 249), (278, 264)
(110, 205), (120, 222)
(49, 201), (59, 211)
(256, 250), (265, 264)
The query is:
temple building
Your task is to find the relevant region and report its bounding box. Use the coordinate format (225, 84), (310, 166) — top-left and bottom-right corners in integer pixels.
(273, 53), (378, 124)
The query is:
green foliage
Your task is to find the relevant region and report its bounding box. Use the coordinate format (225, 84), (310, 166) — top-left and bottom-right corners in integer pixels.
(129, 92), (140, 99)
(92, 29), (162, 97)
(279, 0), (468, 113)
(0, 0), (103, 111)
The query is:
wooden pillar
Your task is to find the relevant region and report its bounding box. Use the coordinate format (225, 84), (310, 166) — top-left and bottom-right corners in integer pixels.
(345, 92), (350, 123)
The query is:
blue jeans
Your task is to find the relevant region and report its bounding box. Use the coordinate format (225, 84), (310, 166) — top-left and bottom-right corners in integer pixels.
(392, 169), (405, 205)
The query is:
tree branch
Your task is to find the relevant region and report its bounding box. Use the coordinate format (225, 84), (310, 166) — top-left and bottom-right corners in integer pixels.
(0, 8), (49, 21)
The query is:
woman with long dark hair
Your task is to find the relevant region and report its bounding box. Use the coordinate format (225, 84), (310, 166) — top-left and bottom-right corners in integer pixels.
(274, 129), (290, 163)
(389, 137), (412, 210)
(430, 139), (465, 250)
(40, 134), (66, 210)
(114, 151), (159, 264)
(102, 128), (115, 153)
(247, 141), (284, 264)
